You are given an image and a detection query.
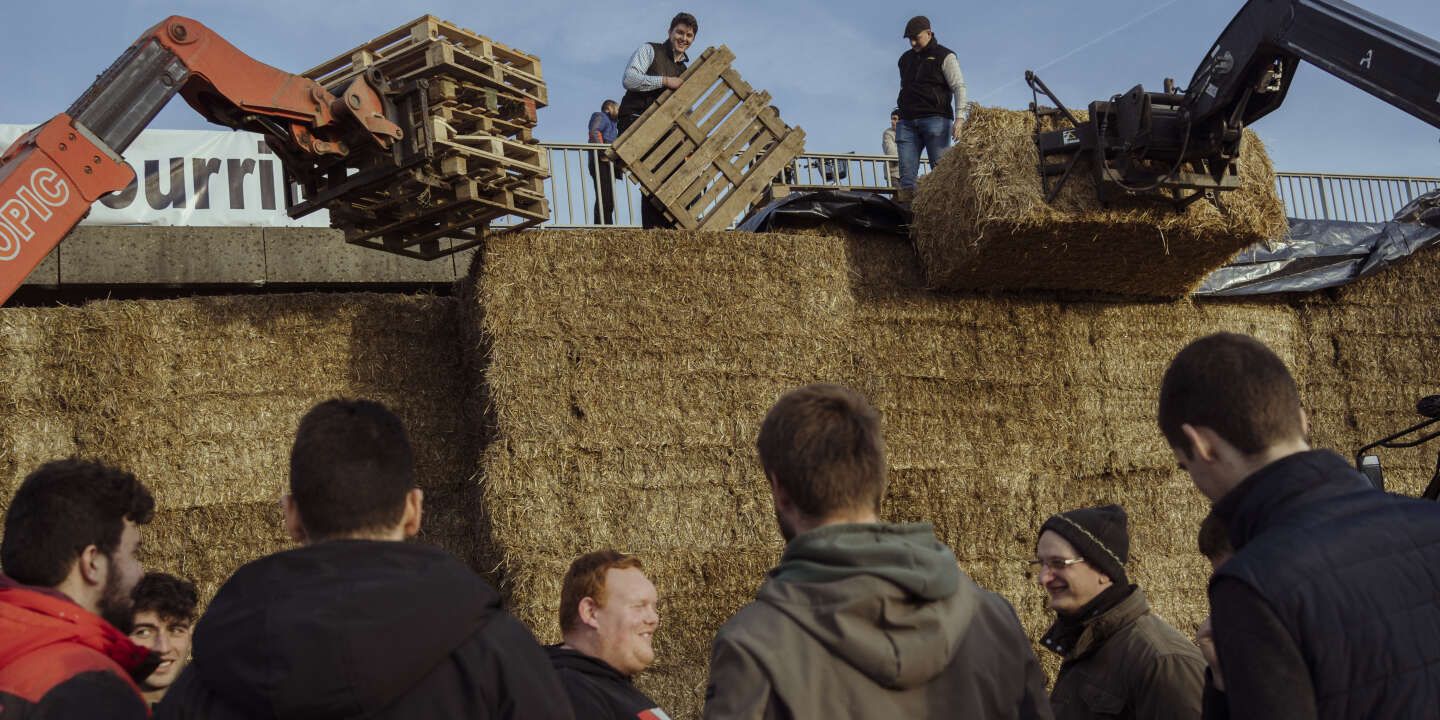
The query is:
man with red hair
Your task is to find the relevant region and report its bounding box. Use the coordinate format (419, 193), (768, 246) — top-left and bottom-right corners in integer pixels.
(548, 549), (669, 720)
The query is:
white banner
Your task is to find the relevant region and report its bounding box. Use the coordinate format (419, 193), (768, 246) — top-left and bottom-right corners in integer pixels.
(0, 124), (329, 227)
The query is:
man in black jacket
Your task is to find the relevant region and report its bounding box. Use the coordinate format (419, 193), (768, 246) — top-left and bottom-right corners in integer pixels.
(156, 399), (573, 720)
(1158, 332), (1440, 719)
(894, 15), (966, 203)
(547, 550), (668, 719)
(618, 12), (697, 229)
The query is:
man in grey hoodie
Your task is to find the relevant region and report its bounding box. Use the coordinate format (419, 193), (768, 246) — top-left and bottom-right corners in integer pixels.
(703, 383), (1053, 719)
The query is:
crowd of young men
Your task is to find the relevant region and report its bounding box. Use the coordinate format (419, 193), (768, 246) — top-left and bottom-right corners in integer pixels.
(2, 331), (1440, 719)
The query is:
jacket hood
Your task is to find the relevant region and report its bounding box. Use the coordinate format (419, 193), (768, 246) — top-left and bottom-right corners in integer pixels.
(758, 523), (975, 689)
(0, 574), (152, 674)
(545, 644), (629, 681)
(191, 540), (499, 719)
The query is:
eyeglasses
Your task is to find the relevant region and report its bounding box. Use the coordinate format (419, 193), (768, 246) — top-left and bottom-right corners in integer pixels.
(1027, 557), (1087, 575)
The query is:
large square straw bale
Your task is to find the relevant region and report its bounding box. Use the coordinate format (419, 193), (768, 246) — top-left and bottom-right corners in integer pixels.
(911, 106), (1288, 297)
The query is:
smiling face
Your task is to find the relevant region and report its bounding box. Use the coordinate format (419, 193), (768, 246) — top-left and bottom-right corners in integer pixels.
(129, 610), (193, 693)
(590, 567), (660, 676)
(668, 23), (695, 56)
(1036, 530), (1111, 615)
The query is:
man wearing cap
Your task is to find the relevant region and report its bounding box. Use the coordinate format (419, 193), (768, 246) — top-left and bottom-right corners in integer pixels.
(1034, 504), (1205, 720)
(894, 15), (966, 204)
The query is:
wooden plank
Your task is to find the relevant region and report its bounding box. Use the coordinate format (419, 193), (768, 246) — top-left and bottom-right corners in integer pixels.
(655, 91), (769, 203)
(690, 123), (791, 218)
(698, 128), (806, 230)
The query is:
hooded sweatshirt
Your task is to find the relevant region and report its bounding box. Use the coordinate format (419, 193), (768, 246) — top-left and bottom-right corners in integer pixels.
(546, 645), (669, 720)
(154, 540), (573, 720)
(0, 574), (153, 719)
(703, 523), (1053, 719)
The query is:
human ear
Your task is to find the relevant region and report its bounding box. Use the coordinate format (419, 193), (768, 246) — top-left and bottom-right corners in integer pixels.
(282, 495), (307, 543)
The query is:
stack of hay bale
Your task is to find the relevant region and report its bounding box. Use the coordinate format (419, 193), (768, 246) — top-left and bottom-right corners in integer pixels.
(911, 106), (1289, 297)
(1, 228), (1436, 719)
(302, 16), (550, 259)
(0, 294), (480, 601)
(463, 228), (1438, 715)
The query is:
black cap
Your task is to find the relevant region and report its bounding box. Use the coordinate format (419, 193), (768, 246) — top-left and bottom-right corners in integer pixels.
(1039, 504), (1129, 584)
(904, 16), (931, 39)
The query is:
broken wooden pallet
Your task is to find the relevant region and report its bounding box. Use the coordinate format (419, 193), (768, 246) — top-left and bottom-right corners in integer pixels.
(609, 45), (805, 230)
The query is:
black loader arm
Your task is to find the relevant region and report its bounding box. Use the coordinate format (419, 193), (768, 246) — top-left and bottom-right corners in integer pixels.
(1185, 0), (1440, 132)
(1027, 0), (1440, 208)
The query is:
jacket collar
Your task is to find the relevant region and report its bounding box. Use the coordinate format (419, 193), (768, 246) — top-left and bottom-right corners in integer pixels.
(660, 39), (689, 65)
(1212, 450), (1370, 552)
(1042, 585), (1147, 660)
(0, 574), (152, 673)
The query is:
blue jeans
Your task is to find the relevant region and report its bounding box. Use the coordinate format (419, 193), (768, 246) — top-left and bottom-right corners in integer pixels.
(896, 116), (951, 191)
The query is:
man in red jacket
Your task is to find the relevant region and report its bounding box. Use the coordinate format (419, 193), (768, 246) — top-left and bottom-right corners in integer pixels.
(0, 459), (157, 719)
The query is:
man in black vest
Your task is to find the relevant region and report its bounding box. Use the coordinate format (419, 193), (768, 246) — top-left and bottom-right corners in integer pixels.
(1158, 332), (1440, 719)
(894, 15), (966, 204)
(618, 12), (698, 229)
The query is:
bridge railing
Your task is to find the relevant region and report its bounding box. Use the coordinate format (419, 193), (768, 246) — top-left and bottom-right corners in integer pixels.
(531, 143), (1438, 228)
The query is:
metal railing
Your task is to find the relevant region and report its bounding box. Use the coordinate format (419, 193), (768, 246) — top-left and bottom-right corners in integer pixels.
(1273, 172), (1439, 223)
(533, 143), (1437, 228)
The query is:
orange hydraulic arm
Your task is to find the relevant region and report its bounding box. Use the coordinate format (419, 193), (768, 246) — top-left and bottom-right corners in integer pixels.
(0, 16), (401, 305)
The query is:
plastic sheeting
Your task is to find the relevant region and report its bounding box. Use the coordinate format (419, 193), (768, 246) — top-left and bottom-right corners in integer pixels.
(1196, 188), (1440, 295)
(739, 189), (1440, 297)
(736, 190), (910, 235)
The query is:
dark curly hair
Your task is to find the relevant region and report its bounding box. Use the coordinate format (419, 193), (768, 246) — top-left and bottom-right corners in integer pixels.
(2, 459), (154, 587)
(131, 572), (199, 623)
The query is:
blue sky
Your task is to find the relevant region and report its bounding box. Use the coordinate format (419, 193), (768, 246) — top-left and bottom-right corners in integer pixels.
(2, 0), (1436, 177)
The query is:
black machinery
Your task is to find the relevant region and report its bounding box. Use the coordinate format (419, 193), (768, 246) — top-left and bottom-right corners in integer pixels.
(1355, 395), (1440, 498)
(1025, 0), (1440, 207)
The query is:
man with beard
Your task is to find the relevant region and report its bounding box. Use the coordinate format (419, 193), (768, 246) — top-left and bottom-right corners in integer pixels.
(0, 459), (157, 719)
(128, 573), (198, 708)
(1034, 504), (1205, 719)
(704, 384), (1053, 719)
(156, 399), (573, 720)
(547, 550), (669, 719)
(617, 12), (697, 229)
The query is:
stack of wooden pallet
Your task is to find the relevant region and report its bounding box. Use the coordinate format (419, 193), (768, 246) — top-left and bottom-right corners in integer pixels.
(609, 46), (806, 230)
(300, 16), (549, 259)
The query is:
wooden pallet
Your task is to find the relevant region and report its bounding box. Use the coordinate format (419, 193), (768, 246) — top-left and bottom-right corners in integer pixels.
(609, 45), (805, 230)
(305, 15), (545, 106)
(295, 16), (550, 260)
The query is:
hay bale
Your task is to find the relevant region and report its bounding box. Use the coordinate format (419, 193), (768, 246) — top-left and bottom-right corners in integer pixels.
(911, 106), (1288, 297)
(468, 229), (856, 712)
(0, 292), (481, 601)
(0, 308), (79, 497)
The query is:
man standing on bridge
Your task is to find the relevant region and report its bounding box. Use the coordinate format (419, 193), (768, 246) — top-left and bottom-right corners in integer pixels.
(617, 12), (699, 229)
(894, 15), (966, 204)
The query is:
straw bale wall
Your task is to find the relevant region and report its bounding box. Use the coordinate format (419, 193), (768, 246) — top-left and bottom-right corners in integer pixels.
(911, 106), (1289, 297)
(0, 226), (1433, 720)
(0, 294), (479, 601)
(467, 229), (1438, 717)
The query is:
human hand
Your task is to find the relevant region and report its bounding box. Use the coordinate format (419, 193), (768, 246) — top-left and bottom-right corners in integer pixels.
(951, 118), (964, 142)
(1197, 616), (1224, 692)
(663, 76), (682, 90)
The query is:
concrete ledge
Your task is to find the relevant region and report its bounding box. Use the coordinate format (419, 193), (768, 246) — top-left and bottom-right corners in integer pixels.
(22, 247), (60, 286)
(263, 228), (457, 283)
(60, 227), (266, 285)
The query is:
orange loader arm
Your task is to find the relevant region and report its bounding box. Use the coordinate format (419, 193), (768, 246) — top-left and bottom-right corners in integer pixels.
(0, 16), (400, 305)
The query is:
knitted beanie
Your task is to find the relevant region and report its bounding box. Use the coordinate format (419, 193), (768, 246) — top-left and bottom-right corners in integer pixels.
(1039, 504), (1129, 584)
